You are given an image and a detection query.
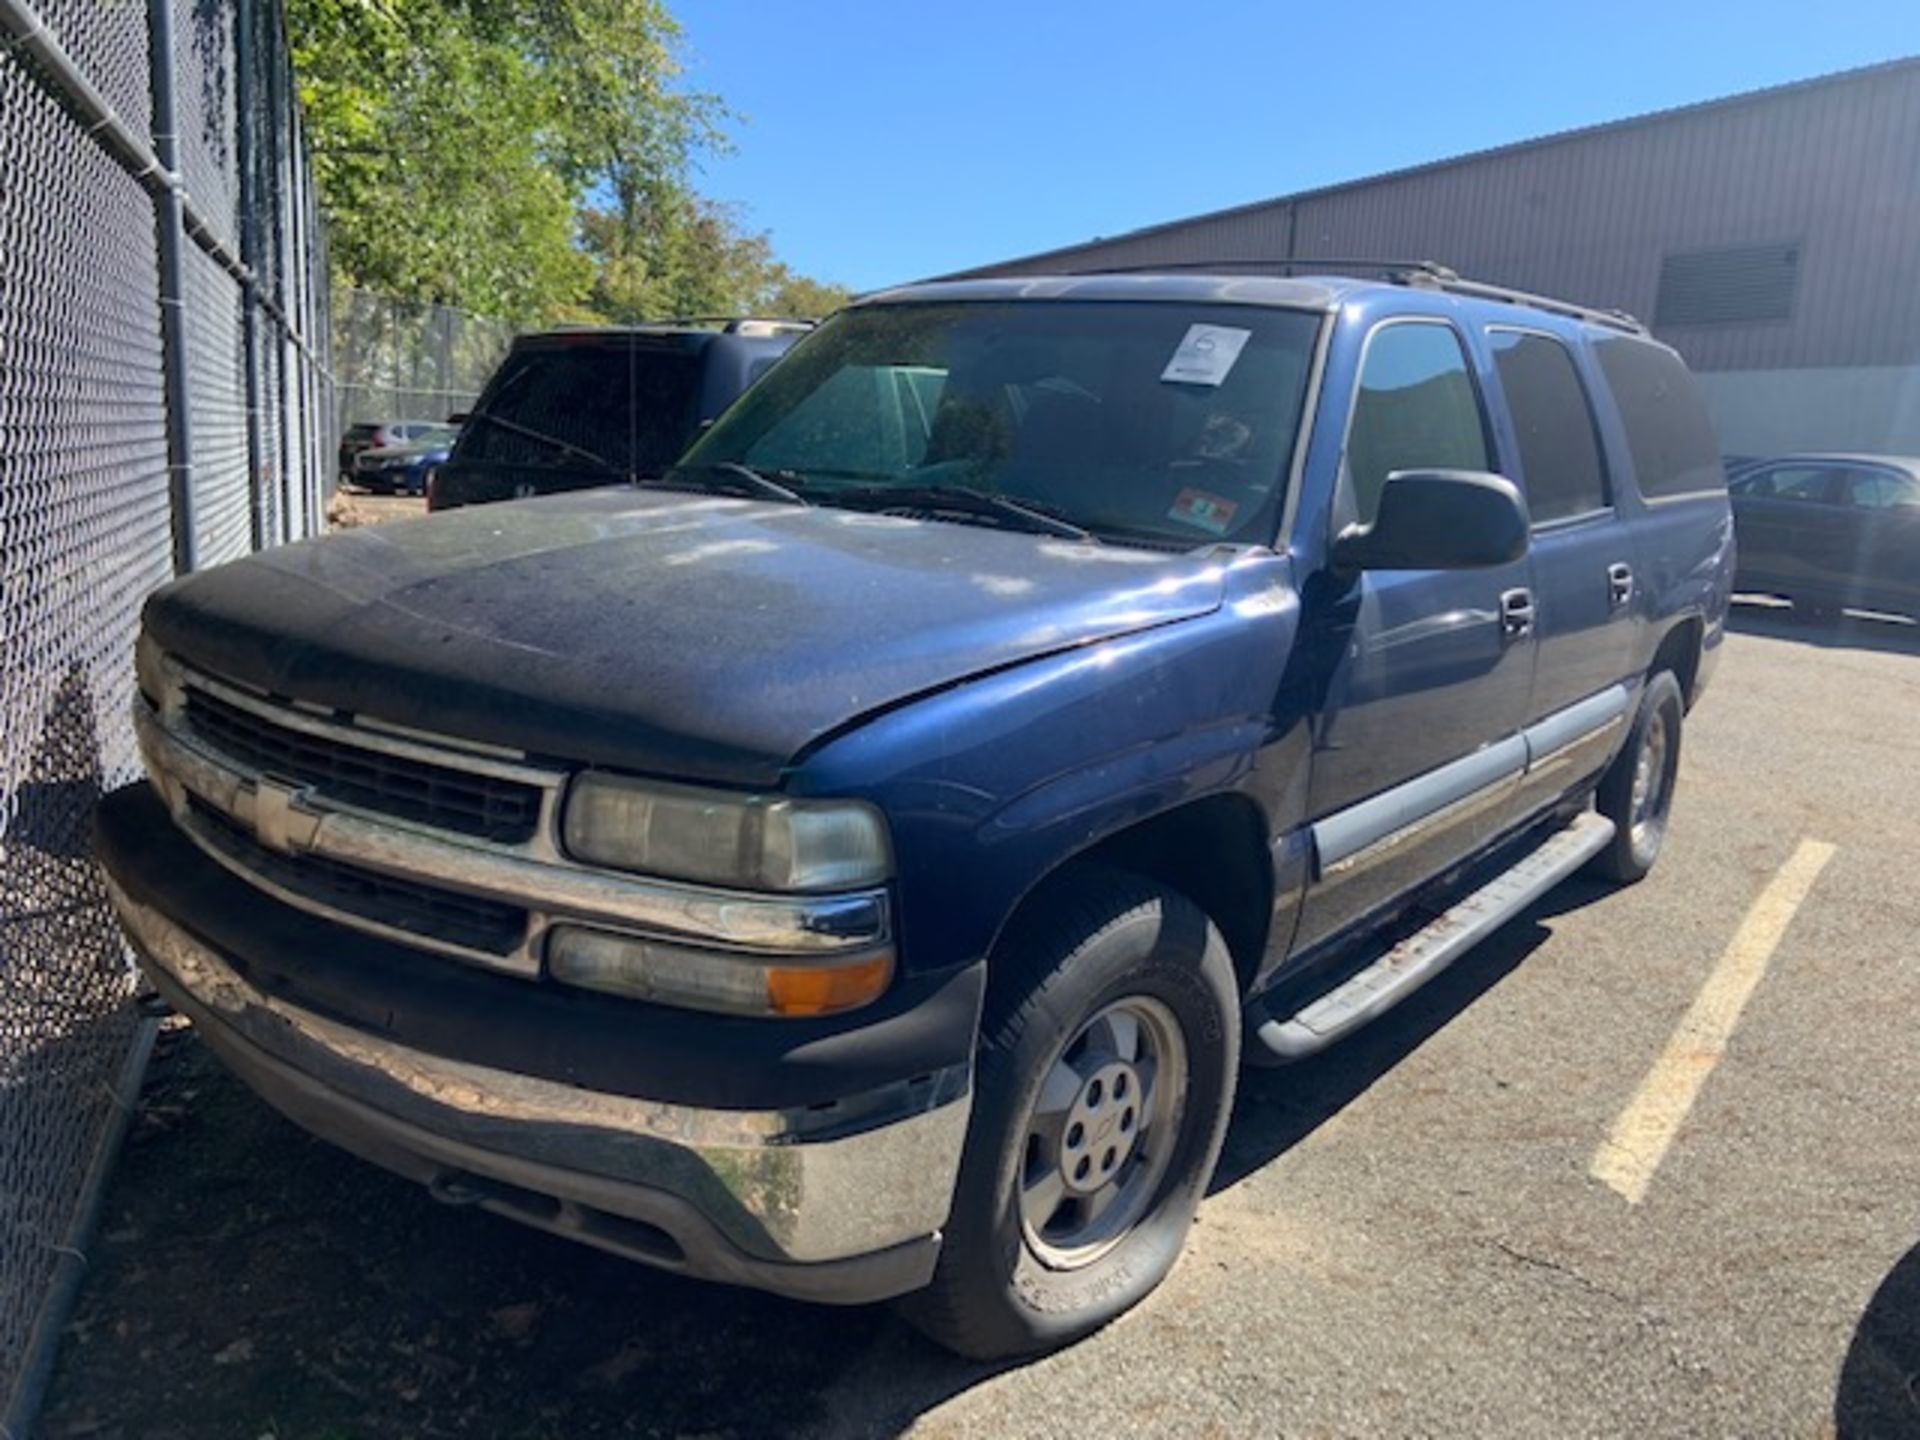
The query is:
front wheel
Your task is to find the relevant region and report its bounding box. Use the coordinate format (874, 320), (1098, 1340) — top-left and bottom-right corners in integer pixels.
(899, 869), (1238, 1359)
(1590, 670), (1684, 883)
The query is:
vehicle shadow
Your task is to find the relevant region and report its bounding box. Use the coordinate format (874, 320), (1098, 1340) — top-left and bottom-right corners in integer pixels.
(1729, 598), (1920, 657)
(39, 883), (1597, 1440)
(1835, 1238), (1920, 1439)
(1212, 884), (1575, 1193)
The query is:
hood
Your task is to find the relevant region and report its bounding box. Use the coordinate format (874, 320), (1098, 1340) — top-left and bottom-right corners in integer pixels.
(145, 488), (1233, 785)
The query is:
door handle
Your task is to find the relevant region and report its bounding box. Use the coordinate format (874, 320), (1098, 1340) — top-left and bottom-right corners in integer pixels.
(1607, 561), (1634, 609)
(1499, 587), (1535, 640)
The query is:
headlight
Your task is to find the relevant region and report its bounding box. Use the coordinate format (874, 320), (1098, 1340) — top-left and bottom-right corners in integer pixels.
(547, 925), (894, 1017)
(562, 774), (891, 892)
(135, 631), (169, 709)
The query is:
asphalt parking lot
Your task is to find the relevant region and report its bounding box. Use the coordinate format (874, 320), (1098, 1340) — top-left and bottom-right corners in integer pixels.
(39, 604), (1920, 1439)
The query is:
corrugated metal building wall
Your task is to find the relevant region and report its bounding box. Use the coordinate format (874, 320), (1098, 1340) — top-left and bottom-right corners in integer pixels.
(953, 59), (1920, 455)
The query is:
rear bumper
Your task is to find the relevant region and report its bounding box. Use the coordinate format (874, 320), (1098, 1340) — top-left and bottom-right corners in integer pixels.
(97, 789), (978, 1305)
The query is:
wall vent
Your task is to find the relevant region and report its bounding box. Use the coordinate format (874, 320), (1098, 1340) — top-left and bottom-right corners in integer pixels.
(1654, 242), (1800, 326)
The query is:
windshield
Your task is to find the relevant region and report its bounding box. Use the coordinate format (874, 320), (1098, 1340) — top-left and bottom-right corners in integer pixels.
(682, 301), (1321, 547)
(455, 344), (703, 473)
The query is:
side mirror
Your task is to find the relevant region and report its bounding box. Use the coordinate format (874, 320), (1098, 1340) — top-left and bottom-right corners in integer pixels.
(1331, 470), (1530, 571)
(447, 412), (470, 425)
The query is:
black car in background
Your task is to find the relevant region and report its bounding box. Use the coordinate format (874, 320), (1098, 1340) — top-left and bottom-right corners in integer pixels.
(349, 424), (460, 495)
(427, 319), (811, 511)
(1729, 453), (1920, 619)
(337, 419), (447, 481)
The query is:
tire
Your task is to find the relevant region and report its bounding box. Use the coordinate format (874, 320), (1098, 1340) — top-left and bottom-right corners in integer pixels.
(898, 868), (1239, 1359)
(1589, 670), (1684, 883)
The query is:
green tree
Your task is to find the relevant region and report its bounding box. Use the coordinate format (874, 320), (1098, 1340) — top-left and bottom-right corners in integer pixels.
(578, 191), (851, 322)
(287, 0), (845, 324)
(763, 266), (853, 320)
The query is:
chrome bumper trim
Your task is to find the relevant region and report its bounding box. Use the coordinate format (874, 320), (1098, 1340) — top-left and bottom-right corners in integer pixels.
(134, 693), (890, 973)
(105, 875), (971, 1266)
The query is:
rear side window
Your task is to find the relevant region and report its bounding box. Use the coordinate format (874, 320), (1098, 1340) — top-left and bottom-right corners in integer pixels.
(1734, 465), (1833, 502)
(1345, 323), (1490, 524)
(1489, 329), (1609, 523)
(1592, 337), (1724, 499)
(1839, 467), (1920, 509)
(460, 345), (704, 473)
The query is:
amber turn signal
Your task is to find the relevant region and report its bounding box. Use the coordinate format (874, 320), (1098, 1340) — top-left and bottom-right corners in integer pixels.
(547, 925), (894, 1018)
(766, 952), (896, 1017)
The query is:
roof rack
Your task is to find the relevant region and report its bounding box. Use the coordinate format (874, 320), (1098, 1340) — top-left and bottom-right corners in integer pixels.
(1401, 270), (1647, 335)
(1067, 257), (1646, 334)
(1080, 256), (1443, 281)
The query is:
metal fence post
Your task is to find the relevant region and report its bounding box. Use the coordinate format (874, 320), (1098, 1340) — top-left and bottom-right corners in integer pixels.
(146, 0), (197, 574)
(233, 0), (268, 550)
(263, 18), (294, 538)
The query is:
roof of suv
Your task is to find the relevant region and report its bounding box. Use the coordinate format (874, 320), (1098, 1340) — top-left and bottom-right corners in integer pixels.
(862, 273), (1350, 312)
(861, 268), (1648, 337)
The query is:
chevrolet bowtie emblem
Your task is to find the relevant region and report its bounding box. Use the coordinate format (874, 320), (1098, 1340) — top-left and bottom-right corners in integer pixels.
(250, 777), (322, 855)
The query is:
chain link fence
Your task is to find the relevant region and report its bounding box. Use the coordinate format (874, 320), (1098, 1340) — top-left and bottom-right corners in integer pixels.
(334, 287), (517, 434)
(0, 1), (332, 1428)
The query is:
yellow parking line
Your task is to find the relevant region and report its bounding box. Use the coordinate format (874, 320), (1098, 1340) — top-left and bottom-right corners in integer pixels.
(1590, 838), (1838, 1205)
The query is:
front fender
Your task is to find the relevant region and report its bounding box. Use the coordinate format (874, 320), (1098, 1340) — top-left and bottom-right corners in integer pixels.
(787, 558), (1311, 977)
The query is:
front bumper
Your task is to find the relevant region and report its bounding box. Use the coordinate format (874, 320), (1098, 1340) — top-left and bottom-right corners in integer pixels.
(97, 789), (977, 1305)
(352, 464), (425, 493)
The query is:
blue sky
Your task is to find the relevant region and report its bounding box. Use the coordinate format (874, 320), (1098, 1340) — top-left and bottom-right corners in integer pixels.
(676, 0), (1916, 292)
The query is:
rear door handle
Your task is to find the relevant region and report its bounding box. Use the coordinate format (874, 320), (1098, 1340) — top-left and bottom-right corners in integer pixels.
(1607, 562), (1634, 609)
(1499, 587), (1535, 640)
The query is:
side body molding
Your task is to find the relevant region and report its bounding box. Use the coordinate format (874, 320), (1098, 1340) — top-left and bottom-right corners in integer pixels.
(1523, 684), (1629, 768)
(1309, 683), (1632, 884)
(1312, 736), (1526, 879)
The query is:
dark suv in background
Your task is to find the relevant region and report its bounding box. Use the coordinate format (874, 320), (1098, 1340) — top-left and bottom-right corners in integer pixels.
(427, 319), (812, 511)
(101, 265), (1731, 1360)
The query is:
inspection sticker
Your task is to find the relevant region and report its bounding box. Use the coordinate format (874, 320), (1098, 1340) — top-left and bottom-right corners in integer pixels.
(1160, 323), (1252, 387)
(1169, 487), (1240, 534)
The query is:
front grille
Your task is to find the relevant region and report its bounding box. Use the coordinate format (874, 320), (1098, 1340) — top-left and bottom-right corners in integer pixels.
(188, 799), (529, 956)
(183, 685), (542, 843)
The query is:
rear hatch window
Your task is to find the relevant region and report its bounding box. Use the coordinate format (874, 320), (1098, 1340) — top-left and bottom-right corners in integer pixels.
(1592, 337), (1725, 499)
(456, 343), (704, 474)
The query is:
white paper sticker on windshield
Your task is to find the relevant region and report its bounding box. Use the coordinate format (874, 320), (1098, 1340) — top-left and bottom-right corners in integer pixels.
(1160, 324), (1252, 387)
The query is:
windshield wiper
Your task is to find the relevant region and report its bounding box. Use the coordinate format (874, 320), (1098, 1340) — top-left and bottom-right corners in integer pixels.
(651, 461), (810, 506)
(822, 484), (1094, 541)
(461, 411), (622, 475)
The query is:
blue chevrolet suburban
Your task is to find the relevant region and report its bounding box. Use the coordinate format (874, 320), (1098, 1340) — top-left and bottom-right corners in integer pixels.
(97, 266), (1733, 1358)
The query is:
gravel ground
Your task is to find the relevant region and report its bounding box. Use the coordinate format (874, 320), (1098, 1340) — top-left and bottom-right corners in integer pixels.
(326, 490), (425, 529)
(38, 604), (1920, 1439)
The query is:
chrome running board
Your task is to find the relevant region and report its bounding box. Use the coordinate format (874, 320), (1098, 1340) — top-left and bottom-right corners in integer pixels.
(1252, 811), (1616, 1062)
